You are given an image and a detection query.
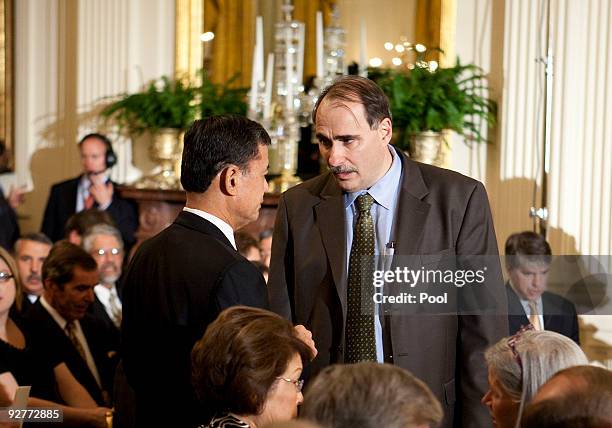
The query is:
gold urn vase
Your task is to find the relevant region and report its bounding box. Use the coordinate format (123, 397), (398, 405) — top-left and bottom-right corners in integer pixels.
(409, 131), (443, 166)
(136, 128), (182, 189)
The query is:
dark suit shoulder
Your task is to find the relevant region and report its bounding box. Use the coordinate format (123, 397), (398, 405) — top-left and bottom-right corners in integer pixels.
(543, 291), (577, 312)
(50, 176), (80, 191)
(282, 172), (336, 200)
(409, 159), (482, 193)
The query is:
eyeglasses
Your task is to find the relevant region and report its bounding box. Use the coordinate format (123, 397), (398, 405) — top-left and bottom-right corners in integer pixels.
(276, 377), (304, 392)
(0, 272), (14, 283)
(94, 248), (121, 256)
(507, 323), (535, 373)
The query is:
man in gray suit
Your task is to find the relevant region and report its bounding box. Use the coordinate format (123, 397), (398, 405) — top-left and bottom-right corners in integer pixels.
(268, 76), (507, 428)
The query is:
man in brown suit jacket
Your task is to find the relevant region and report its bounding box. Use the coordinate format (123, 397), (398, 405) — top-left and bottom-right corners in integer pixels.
(268, 76), (508, 428)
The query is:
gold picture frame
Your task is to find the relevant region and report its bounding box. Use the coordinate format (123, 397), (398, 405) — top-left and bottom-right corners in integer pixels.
(0, 0), (13, 171)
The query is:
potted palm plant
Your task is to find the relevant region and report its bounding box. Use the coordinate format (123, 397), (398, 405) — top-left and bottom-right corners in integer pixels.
(370, 51), (496, 165)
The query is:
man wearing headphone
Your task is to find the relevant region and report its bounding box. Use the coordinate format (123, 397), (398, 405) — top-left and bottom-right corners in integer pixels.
(41, 133), (138, 248)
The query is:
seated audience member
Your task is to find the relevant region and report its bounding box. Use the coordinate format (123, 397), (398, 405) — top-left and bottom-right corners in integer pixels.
(0, 247), (111, 426)
(64, 209), (115, 246)
(505, 231), (579, 343)
(41, 133), (138, 247)
(300, 362), (443, 428)
(526, 364), (612, 427)
(259, 229), (273, 267)
(0, 140), (23, 251)
(82, 224), (124, 346)
(236, 231), (262, 263)
(191, 306), (313, 427)
(532, 365), (612, 404)
(482, 327), (588, 428)
(23, 241), (116, 406)
(13, 233), (52, 313)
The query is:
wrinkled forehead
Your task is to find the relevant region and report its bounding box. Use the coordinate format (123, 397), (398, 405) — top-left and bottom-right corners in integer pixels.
(315, 98), (371, 130)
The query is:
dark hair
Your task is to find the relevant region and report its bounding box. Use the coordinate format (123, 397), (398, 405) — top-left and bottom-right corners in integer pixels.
(191, 306), (312, 416)
(42, 241), (97, 290)
(14, 232), (52, 253)
(522, 395), (612, 428)
(235, 231), (259, 257)
(0, 247), (23, 312)
(64, 209), (115, 238)
(180, 115), (271, 193)
(301, 362), (443, 428)
(312, 75), (391, 129)
(505, 231), (552, 270)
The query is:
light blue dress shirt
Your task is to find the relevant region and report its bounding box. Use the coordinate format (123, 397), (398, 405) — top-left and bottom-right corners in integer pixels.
(344, 146), (403, 362)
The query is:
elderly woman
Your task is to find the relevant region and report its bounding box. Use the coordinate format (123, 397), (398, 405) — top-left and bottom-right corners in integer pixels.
(192, 306), (313, 428)
(482, 327), (588, 428)
(0, 247), (110, 427)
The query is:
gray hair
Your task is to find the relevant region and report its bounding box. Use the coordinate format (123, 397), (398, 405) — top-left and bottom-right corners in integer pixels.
(82, 224), (124, 252)
(301, 362), (443, 428)
(485, 330), (588, 426)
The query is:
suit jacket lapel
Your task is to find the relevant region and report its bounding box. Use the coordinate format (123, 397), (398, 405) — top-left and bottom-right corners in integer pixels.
(314, 175), (348, 315)
(392, 152), (431, 257)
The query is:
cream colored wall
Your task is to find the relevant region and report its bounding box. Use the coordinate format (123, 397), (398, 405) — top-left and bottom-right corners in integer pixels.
(1, 0), (175, 234)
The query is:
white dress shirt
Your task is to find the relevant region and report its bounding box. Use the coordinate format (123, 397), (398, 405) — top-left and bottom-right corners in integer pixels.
(182, 207), (237, 250)
(94, 284), (122, 327)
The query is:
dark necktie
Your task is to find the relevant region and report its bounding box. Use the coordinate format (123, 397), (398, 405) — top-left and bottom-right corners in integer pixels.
(345, 193), (377, 363)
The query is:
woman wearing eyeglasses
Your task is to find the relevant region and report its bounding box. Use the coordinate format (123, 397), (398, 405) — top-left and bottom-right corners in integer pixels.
(191, 306), (313, 428)
(0, 247), (111, 427)
(481, 327), (588, 428)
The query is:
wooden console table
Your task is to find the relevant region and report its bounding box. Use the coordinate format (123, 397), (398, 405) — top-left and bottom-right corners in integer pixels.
(117, 186), (280, 246)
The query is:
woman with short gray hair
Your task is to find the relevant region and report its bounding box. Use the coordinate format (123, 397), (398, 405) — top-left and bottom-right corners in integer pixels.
(482, 327), (588, 428)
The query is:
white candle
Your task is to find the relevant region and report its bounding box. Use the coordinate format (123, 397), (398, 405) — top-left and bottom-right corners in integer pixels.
(286, 27), (294, 112)
(264, 53), (274, 120)
(359, 18), (367, 77)
(255, 16), (264, 82)
(249, 40), (258, 113)
(316, 11), (324, 79)
(297, 24), (305, 85)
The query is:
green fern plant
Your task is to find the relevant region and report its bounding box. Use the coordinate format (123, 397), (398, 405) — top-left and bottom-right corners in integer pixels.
(101, 76), (198, 134)
(369, 58), (497, 151)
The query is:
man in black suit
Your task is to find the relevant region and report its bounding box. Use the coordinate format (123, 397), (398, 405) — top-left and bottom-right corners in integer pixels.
(268, 76), (508, 428)
(505, 231), (580, 343)
(13, 232), (52, 313)
(24, 241), (115, 406)
(122, 116), (272, 428)
(41, 133), (137, 248)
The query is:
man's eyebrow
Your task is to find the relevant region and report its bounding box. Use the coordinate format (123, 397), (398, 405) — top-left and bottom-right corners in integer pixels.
(315, 133), (360, 143)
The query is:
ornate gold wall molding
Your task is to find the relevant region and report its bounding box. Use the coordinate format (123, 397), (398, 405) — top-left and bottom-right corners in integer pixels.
(415, 0), (455, 67)
(175, 0), (204, 80)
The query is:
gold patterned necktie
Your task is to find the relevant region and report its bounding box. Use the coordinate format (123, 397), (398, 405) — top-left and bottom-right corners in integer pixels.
(108, 290), (122, 328)
(65, 321), (87, 361)
(345, 193), (377, 363)
(528, 301), (542, 331)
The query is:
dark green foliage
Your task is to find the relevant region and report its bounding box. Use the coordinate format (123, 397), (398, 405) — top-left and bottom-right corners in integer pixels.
(369, 59), (497, 151)
(101, 73), (248, 135)
(199, 74), (248, 119)
(101, 76), (197, 134)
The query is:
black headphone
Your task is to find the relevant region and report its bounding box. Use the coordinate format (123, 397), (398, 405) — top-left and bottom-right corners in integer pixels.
(78, 133), (117, 170)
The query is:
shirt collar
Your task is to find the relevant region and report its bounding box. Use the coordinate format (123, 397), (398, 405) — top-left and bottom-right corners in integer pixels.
(344, 146), (401, 210)
(40, 295), (69, 330)
(182, 207), (237, 250)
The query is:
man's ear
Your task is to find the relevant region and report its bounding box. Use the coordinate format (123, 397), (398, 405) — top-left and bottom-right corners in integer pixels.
(378, 117), (393, 144)
(219, 165), (241, 196)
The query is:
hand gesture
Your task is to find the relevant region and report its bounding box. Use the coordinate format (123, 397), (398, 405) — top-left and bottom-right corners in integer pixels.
(294, 325), (318, 359)
(7, 185), (26, 210)
(89, 181), (113, 208)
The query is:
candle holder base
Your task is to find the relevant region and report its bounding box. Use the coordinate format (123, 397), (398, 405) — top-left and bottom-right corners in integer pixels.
(269, 170), (302, 194)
